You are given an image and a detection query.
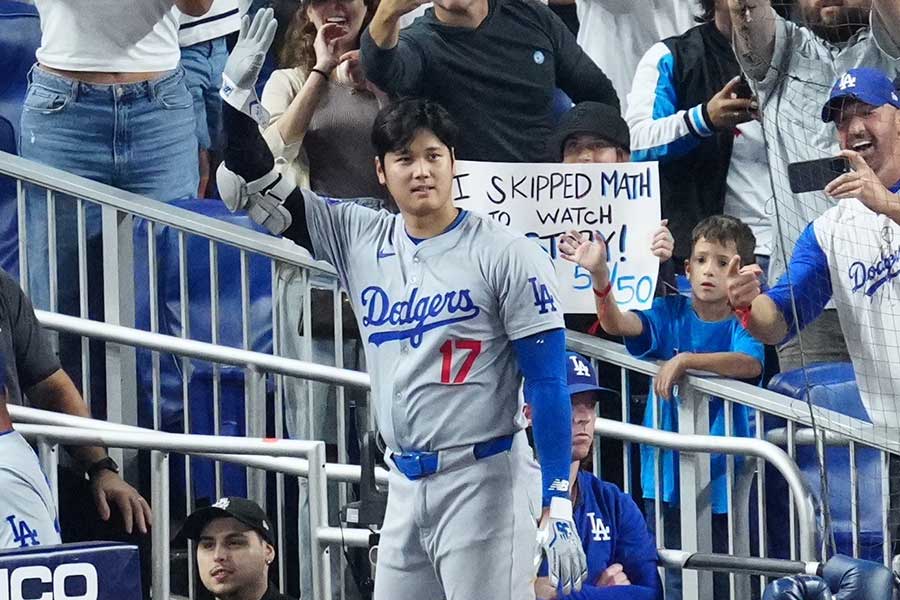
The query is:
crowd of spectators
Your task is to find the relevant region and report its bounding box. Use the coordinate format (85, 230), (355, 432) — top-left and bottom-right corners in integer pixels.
(3, 0), (900, 598)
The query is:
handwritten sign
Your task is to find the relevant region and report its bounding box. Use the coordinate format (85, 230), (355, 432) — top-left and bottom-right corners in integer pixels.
(453, 160), (662, 313)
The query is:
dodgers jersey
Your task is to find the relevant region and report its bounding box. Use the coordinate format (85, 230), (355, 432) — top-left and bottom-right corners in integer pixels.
(767, 195), (900, 432)
(303, 191), (564, 452)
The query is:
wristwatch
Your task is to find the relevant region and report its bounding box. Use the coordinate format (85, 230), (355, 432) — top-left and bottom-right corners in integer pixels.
(87, 456), (119, 480)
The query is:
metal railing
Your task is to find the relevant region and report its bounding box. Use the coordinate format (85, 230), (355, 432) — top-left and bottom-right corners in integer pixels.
(11, 404), (819, 600)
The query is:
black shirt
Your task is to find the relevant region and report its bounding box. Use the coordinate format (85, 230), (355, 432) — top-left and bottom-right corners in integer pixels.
(0, 269), (60, 406)
(360, 0), (619, 162)
(258, 584), (297, 600)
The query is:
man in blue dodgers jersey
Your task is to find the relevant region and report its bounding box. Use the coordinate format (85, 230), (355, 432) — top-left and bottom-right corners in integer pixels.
(531, 352), (662, 600)
(215, 9), (587, 598)
(726, 67), (900, 552)
(726, 67), (900, 433)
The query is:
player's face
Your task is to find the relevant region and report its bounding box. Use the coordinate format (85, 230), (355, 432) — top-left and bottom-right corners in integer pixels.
(562, 134), (629, 164)
(685, 238), (738, 306)
(571, 395), (596, 462)
(375, 129), (456, 218)
(836, 101), (900, 186)
(798, 0), (870, 43)
(306, 0), (367, 41)
(197, 518), (273, 599)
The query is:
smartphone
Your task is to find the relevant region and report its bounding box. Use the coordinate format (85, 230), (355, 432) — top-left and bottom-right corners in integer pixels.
(787, 157), (851, 194)
(735, 75), (753, 99)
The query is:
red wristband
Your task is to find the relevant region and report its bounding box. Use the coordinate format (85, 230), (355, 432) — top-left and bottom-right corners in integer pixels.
(733, 305), (752, 329)
(592, 281), (612, 299)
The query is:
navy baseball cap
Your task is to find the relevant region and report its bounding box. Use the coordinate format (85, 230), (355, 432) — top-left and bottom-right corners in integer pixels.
(566, 352), (617, 400)
(179, 497), (275, 545)
(822, 67), (900, 123)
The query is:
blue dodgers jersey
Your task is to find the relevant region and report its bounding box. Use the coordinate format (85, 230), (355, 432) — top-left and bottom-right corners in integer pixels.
(302, 191), (564, 452)
(625, 294), (764, 513)
(539, 471), (662, 600)
(766, 195), (900, 431)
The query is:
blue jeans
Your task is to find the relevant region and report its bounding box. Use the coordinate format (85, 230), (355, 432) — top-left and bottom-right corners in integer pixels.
(181, 37), (228, 151)
(19, 66), (197, 402)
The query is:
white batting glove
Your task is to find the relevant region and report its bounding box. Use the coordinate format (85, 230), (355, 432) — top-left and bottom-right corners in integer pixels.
(221, 8), (277, 126)
(216, 163), (294, 235)
(536, 497), (587, 595)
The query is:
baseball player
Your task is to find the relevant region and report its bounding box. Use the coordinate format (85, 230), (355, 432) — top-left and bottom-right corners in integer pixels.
(216, 9), (587, 598)
(0, 352), (61, 550)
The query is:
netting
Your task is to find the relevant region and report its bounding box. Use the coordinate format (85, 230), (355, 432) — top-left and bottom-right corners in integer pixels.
(744, 1), (900, 565)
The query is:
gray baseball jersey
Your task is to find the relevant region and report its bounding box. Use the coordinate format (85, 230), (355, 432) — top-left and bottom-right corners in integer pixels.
(0, 430), (61, 550)
(303, 191), (564, 453)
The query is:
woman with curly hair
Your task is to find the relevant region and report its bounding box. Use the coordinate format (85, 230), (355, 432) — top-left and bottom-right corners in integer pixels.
(261, 0), (388, 202)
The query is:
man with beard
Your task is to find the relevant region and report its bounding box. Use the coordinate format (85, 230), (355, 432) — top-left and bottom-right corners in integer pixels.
(727, 0), (900, 372)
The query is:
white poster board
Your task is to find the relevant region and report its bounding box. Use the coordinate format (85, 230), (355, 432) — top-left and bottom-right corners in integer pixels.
(453, 161), (662, 314)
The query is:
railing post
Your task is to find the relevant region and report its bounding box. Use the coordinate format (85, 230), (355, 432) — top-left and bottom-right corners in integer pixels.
(151, 450), (171, 600)
(308, 440), (332, 600)
(101, 205), (137, 477)
(678, 383), (713, 599)
(246, 366), (267, 506)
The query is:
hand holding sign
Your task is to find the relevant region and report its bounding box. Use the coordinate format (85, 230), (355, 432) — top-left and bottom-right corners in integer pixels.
(558, 230), (610, 289)
(650, 220), (674, 263)
(725, 255), (764, 309)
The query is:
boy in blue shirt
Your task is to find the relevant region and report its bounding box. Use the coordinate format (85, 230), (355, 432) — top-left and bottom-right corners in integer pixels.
(559, 215), (764, 599)
(532, 352), (663, 600)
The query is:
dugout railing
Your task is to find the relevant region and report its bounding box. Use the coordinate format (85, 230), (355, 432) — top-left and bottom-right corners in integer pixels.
(19, 311), (821, 600)
(11, 403), (819, 600)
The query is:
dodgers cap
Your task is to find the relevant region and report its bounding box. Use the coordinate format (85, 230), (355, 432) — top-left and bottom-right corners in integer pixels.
(566, 352), (617, 400)
(822, 67), (900, 123)
(179, 497), (275, 545)
(551, 102), (630, 160)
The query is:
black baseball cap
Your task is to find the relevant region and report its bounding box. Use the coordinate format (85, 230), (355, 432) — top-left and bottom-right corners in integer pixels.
(179, 497), (275, 545)
(551, 102), (630, 161)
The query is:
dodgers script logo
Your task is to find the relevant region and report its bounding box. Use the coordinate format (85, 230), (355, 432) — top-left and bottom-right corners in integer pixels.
(848, 244), (900, 297)
(360, 286), (481, 347)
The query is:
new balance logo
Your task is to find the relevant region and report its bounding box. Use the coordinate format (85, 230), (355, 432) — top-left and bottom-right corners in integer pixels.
(548, 479), (570, 493)
(6, 515), (40, 548)
(587, 512), (611, 542)
(838, 73), (857, 90)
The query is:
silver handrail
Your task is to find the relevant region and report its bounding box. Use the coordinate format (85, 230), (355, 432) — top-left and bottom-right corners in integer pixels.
(35, 310), (370, 389)
(13, 422), (334, 600)
(0, 151), (332, 276)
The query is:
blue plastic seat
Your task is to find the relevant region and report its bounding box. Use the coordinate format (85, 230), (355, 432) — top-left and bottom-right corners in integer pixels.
(767, 362), (883, 561)
(133, 200), (275, 504)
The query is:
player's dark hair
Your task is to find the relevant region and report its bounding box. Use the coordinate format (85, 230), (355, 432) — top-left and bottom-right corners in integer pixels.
(371, 98), (459, 162)
(690, 215), (757, 266)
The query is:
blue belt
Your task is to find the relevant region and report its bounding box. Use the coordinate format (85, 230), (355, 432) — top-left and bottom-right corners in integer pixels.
(391, 433), (515, 481)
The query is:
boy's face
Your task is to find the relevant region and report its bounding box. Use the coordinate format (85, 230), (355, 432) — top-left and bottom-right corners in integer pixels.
(375, 129), (456, 218)
(685, 237), (739, 305)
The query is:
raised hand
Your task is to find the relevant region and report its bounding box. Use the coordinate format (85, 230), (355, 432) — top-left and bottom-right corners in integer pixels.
(314, 22), (353, 73)
(707, 76), (757, 131)
(650, 219), (674, 263)
(824, 149), (895, 215)
(558, 230), (610, 287)
(224, 8), (277, 91)
(725, 255), (764, 310)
